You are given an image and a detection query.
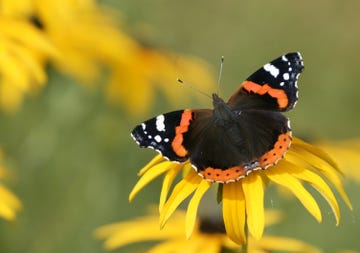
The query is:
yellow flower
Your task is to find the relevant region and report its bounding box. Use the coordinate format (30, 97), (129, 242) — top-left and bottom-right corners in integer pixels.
(129, 137), (352, 244)
(0, 149), (22, 220)
(35, 0), (215, 115)
(0, 0), (215, 114)
(0, 16), (57, 112)
(95, 209), (322, 253)
(107, 49), (215, 115)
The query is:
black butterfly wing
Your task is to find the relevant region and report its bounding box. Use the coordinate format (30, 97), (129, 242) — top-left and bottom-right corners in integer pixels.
(182, 109), (291, 182)
(131, 110), (193, 162)
(228, 52), (304, 112)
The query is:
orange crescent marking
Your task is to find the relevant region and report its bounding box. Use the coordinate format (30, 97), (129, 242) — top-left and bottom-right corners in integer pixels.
(242, 81), (289, 109)
(258, 131), (292, 167)
(171, 110), (193, 157)
(198, 131), (292, 183)
(198, 166), (248, 183)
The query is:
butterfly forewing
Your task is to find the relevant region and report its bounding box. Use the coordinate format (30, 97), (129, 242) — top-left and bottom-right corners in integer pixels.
(131, 110), (191, 162)
(228, 52), (303, 112)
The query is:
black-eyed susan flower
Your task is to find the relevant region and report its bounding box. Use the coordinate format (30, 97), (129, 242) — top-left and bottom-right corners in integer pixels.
(95, 209), (322, 253)
(0, 149), (22, 220)
(0, 0), (215, 114)
(129, 137), (352, 244)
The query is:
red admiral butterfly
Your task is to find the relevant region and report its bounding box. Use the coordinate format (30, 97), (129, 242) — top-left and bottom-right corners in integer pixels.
(131, 52), (304, 183)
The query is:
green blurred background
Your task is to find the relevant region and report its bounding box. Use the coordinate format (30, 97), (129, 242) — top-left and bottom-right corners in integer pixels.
(0, 0), (359, 252)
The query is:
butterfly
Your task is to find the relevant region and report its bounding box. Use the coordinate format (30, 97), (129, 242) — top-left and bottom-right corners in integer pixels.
(131, 52), (304, 183)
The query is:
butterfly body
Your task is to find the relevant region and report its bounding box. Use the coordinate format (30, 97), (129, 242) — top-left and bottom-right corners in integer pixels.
(131, 52), (304, 183)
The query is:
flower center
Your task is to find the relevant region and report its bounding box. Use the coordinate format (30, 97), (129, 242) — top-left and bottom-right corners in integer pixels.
(199, 217), (226, 234)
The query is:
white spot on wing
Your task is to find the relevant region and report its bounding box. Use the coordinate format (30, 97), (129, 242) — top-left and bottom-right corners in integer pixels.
(156, 115), (166, 132)
(283, 73), (290, 80)
(282, 55), (288, 61)
(263, 63), (280, 78)
(141, 123), (146, 130)
(154, 135), (162, 143)
(164, 138), (169, 143)
(280, 82), (285, 86)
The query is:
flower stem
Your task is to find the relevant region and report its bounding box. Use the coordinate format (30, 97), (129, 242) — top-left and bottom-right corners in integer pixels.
(240, 243), (248, 253)
(240, 224), (249, 253)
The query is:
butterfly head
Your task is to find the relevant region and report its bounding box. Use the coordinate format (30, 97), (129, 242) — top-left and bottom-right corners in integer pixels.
(212, 93), (237, 126)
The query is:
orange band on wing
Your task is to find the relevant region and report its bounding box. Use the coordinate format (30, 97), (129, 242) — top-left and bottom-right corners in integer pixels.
(258, 131), (292, 167)
(198, 131), (292, 183)
(198, 166), (248, 183)
(242, 81), (289, 109)
(171, 110), (193, 157)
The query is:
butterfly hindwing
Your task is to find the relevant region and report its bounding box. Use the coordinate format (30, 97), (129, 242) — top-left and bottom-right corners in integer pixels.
(182, 109), (290, 171)
(228, 52), (304, 112)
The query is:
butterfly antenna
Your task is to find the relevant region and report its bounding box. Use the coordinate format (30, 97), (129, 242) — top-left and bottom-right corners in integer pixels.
(217, 56), (224, 94)
(177, 78), (212, 99)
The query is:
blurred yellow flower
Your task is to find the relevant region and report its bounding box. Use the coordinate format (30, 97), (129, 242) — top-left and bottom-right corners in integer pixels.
(0, 149), (22, 220)
(95, 209), (322, 253)
(129, 137), (352, 244)
(0, 16), (57, 111)
(0, 0), (215, 114)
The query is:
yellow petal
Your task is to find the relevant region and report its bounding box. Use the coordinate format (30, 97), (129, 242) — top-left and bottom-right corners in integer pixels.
(286, 150), (352, 210)
(160, 170), (202, 228)
(107, 66), (155, 115)
(192, 236), (223, 253)
(0, 202), (17, 221)
(222, 182), (246, 244)
(7, 42), (47, 85)
(129, 161), (173, 202)
(182, 163), (194, 178)
(0, 184), (22, 220)
(265, 166), (322, 223)
(147, 239), (187, 253)
(0, 42), (29, 89)
(264, 209), (283, 226)
(95, 213), (185, 249)
(318, 139), (360, 182)
(242, 173), (265, 240)
(292, 137), (340, 172)
(147, 236), (220, 253)
(253, 236), (322, 253)
(0, 18), (58, 56)
(138, 154), (165, 176)
(0, 80), (23, 112)
(280, 160), (341, 225)
(185, 180), (211, 239)
(159, 164), (182, 212)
